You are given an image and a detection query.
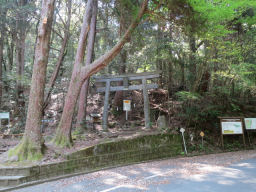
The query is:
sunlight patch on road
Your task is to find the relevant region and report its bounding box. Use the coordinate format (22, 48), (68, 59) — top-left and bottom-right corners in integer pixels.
(242, 178), (256, 184)
(235, 163), (255, 169)
(99, 184), (147, 192)
(217, 180), (234, 185)
(72, 184), (83, 190)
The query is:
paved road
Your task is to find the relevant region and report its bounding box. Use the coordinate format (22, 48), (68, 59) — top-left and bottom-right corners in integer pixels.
(13, 151), (256, 192)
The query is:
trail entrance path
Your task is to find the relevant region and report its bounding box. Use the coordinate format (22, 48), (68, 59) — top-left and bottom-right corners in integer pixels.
(13, 150), (256, 192)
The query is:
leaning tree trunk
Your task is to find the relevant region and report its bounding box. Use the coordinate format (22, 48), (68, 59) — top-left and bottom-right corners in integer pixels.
(54, 0), (148, 147)
(8, 0), (55, 161)
(54, 0), (94, 147)
(76, 0), (98, 131)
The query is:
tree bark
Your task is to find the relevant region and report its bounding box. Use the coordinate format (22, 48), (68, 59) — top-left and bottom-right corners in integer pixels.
(113, 2), (132, 108)
(8, 0), (56, 161)
(0, 35), (3, 106)
(16, 0), (29, 106)
(7, 33), (15, 71)
(54, 0), (94, 147)
(54, 0), (148, 147)
(43, 0), (72, 110)
(188, 34), (197, 91)
(76, 0), (98, 131)
(0, 5), (7, 106)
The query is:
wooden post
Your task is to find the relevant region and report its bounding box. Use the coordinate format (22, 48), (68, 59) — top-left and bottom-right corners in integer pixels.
(142, 78), (150, 128)
(220, 118), (224, 148)
(241, 117), (246, 147)
(102, 80), (110, 131)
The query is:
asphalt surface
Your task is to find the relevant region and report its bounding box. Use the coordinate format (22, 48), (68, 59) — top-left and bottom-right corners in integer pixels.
(12, 152), (256, 192)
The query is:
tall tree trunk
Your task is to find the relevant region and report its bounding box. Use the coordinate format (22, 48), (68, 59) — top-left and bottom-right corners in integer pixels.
(0, 6), (7, 106)
(198, 41), (210, 93)
(7, 33), (15, 71)
(113, 3), (130, 108)
(188, 34), (196, 92)
(76, 0), (98, 131)
(44, 0), (72, 110)
(54, 0), (148, 147)
(16, 31), (26, 105)
(8, 0), (55, 161)
(16, 0), (28, 106)
(0, 34), (3, 106)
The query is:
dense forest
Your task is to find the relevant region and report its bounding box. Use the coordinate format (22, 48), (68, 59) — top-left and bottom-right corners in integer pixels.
(0, 0), (256, 162)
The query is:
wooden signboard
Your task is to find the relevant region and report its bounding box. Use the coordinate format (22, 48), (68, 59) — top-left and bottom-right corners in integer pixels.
(219, 117), (245, 147)
(244, 118), (256, 130)
(123, 100), (131, 111)
(244, 118), (256, 146)
(0, 112), (10, 129)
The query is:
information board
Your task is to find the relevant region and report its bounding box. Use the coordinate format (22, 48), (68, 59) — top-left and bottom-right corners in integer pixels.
(0, 112), (9, 119)
(221, 119), (243, 134)
(123, 100), (131, 111)
(219, 117), (245, 147)
(244, 118), (256, 130)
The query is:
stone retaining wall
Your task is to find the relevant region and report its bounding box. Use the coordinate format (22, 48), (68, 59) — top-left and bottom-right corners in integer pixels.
(0, 133), (182, 188)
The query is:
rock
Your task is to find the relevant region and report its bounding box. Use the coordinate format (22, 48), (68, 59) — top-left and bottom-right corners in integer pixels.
(8, 155), (18, 162)
(157, 115), (167, 130)
(0, 151), (10, 163)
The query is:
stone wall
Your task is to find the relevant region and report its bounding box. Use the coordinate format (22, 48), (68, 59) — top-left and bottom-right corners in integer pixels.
(0, 133), (182, 188)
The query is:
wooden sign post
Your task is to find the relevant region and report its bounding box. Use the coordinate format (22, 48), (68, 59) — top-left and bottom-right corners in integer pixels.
(200, 131), (204, 147)
(219, 117), (246, 147)
(0, 112), (10, 129)
(244, 118), (256, 145)
(123, 100), (131, 121)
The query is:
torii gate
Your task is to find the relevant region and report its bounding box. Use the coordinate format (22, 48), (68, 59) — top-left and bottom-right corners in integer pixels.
(94, 71), (160, 130)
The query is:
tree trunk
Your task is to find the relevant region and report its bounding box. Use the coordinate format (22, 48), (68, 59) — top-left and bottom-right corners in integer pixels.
(16, 0), (28, 106)
(198, 41), (210, 93)
(113, 3), (130, 108)
(54, 0), (148, 147)
(76, 0), (97, 131)
(8, 0), (56, 161)
(16, 31), (26, 105)
(54, 0), (94, 147)
(0, 35), (3, 106)
(44, 0), (72, 110)
(0, 5), (7, 106)
(7, 33), (15, 71)
(188, 34), (197, 91)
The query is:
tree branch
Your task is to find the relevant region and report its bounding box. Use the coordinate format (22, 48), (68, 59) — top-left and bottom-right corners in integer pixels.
(82, 0), (149, 79)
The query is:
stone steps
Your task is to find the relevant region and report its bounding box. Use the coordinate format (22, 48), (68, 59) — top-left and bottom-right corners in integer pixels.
(0, 175), (27, 187)
(0, 167), (34, 187)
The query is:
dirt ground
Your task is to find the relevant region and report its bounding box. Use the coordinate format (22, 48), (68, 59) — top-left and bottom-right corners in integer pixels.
(0, 123), (163, 165)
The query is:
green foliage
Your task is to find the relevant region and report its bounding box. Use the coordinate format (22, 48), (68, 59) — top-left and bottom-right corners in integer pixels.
(176, 91), (202, 101)
(188, 0), (256, 37)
